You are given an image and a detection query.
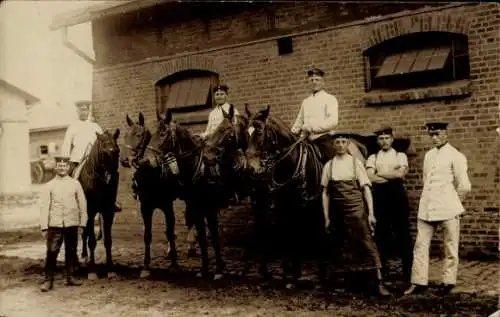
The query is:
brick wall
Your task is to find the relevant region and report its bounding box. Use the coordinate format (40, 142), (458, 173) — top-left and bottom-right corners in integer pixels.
(91, 3), (499, 257)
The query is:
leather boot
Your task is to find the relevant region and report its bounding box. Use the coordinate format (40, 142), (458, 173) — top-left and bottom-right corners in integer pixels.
(40, 280), (53, 292)
(65, 276), (83, 286)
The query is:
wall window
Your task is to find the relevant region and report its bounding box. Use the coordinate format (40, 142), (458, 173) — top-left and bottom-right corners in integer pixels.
(155, 69), (219, 126)
(364, 32), (470, 92)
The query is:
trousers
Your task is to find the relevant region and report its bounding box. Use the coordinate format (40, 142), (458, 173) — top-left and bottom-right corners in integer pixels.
(411, 217), (460, 286)
(44, 226), (79, 282)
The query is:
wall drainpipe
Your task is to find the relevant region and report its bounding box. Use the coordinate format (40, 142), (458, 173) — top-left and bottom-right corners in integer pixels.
(61, 26), (95, 65)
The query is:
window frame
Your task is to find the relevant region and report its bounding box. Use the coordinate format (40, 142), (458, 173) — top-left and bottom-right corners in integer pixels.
(364, 32), (470, 92)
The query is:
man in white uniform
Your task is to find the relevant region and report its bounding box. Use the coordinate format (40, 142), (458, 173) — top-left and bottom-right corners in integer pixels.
(199, 85), (239, 140)
(291, 68), (338, 163)
(61, 101), (121, 212)
(404, 122), (471, 295)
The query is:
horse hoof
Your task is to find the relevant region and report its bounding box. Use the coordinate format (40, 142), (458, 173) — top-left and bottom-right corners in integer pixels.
(140, 270), (151, 279)
(196, 272), (203, 278)
(107, 272), (118, 280)
(286, 283), (296, 290)
(88, 273), (98, 281)
(213, 273), (224, 281)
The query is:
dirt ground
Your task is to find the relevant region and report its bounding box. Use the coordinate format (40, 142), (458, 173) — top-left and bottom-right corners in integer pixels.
(0, 229), (498, 317)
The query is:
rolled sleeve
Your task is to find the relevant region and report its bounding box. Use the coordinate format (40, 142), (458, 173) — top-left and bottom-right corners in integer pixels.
(365, 154), (376, 170)
(290, 103), (305, 134)
(355, 159), (371, 187)
(397, 152), (409, 168)
(321, 161), (332, 187)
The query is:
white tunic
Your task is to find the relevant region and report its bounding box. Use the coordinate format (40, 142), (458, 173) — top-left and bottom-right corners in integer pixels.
(290, 90), (339, 140)
(418, 143), (471, 222)
(61, 120), (103, 163)
(200, 103), (240, 138)
(39, 175), (88, 230)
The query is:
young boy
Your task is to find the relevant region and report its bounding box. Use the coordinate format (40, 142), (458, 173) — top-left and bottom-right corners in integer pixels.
(39, 156), (87, 292)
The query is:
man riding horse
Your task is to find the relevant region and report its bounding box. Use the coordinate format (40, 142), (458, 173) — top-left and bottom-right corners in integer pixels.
(290, 67), (365, 163)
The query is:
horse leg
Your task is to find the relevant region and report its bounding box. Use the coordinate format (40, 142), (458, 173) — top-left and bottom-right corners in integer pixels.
(86, 214), (98, 280)
(103, 212), (116, 280)
(194, 212), (210, 279)
(163, 202), (179, 271)
(80, 221), (88, 268)
(207, 207), (224, 280)
(140, 205), (153, 279)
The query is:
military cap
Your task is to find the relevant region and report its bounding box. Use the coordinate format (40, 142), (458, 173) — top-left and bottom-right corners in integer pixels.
(331, 132), (351, 140)
(374, 126), (393, 136)
(425, 122), (449, 131)
(307, 67), (325, 77)
(75, 100), (91, 109)
(212, 84), (229, 93)
(54, 156), (70, 163)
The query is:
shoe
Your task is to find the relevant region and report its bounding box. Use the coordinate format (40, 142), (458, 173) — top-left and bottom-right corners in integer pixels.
(115, 202), (122, 212)
(65, 277), (83, 286)
(404, 284), (427, 295)
(40, 280), (53, 292)
(438, 283), (455, 295)
(377, 283), (392, 297)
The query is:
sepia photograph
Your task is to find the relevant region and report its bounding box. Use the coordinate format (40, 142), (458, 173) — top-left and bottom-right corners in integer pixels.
(0, 1), (499, 316)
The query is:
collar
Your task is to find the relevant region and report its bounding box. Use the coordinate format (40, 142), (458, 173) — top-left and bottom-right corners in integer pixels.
(435, 142), (449, 151)
(311, 89), (325, 97)
(379, 147), (395, 154)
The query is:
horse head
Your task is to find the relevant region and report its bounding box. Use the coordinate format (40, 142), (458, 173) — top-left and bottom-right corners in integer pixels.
(93, 129), (121, 181)
(203, 104), (248, 168)
(120, 112), (151, 168)
(245, 104), (295, 175)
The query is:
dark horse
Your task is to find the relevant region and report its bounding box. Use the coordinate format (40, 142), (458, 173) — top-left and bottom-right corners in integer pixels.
(79, 129), (121, 280)
(149, 109), (226, 280)
(244, 105), (373, 288)
(120, 112), (180, 278)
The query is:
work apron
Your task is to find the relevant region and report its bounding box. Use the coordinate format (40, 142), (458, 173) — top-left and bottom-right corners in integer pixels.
(327, 158), (381, 272)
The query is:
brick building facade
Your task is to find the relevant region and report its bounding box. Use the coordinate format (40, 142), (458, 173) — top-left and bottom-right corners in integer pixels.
(54, 2), (499, 256)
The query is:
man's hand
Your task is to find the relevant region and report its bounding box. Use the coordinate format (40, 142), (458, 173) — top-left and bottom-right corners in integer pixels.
(368, 214), (376, 235)
(302, 124), (313, 134)
(325, 217), (330, 231)
(79, 226), (85, 236)
(41, 229), (47, 240)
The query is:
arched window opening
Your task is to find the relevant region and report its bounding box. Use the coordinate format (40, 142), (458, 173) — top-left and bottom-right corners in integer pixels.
(364, 32), (470, 92)
(155, 69), (219, 126)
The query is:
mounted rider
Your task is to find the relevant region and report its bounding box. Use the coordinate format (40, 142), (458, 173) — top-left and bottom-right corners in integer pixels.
(61, 101), (121, 212)
(199, 84), (244, 205)
(290, 68), (338, 164)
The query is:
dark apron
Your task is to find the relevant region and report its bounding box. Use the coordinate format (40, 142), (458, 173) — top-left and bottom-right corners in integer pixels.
(327, 158), (381, 272)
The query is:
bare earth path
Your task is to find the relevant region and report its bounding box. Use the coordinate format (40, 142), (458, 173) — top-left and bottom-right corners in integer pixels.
(0, 228), (498, 317)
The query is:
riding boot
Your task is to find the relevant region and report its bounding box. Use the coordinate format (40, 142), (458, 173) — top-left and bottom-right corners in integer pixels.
(40, 279), (53, 292)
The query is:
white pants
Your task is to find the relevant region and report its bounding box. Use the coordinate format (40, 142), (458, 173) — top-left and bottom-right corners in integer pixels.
(411, 217), (460, 286)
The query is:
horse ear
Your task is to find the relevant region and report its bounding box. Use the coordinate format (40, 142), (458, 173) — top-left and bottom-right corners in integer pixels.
(156, 108), (163, 122)
(126, 114), (133, 127)
(245, 103), (252, 118)
(113, 128), (120, 140)
(165, 109), (172, 124)
(262, 105), (270, 119)
(138, 112), (145, 126)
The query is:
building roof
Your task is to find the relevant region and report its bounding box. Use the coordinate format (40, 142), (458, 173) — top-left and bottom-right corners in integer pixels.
(50, 0), (163, 30)
(0, 79), (40, 105)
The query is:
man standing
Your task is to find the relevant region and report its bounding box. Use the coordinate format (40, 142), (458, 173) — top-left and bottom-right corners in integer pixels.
(366, 126), (413, 282)
(291, 68), (338, 163)
(39, 156), (87, 292)
(404, 122), (471, 295)
(61, 101), (121, 212)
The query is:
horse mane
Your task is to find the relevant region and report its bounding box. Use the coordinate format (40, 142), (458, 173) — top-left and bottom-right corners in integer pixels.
(265, 115), (296, 145)
(79, 130), (118, 191)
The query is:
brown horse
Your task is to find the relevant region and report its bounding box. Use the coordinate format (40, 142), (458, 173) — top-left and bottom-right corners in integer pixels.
(244, 105), (377, 288)
(144, 110), (226, 280)
(79, 129), (120, 280)
(120, 112), (181, 278)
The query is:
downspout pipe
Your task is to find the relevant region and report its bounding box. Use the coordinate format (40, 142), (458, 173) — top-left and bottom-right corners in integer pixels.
(61, 26), (95, 65)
